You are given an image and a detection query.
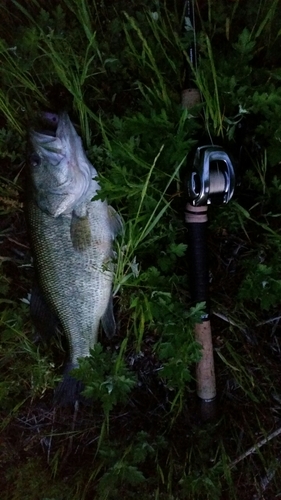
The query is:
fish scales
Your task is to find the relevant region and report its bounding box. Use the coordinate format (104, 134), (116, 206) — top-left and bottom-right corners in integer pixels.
(27, 112), (121, 403)
(28, 197), (113, 361)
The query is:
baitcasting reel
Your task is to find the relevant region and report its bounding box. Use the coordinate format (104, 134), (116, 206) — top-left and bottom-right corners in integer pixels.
(186, 145), (236, 206)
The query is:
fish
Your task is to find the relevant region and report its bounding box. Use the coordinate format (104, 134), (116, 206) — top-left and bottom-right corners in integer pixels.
(27, 112), (122, 404)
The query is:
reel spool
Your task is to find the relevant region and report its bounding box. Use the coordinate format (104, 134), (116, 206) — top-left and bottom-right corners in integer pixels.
(186, 145), (235, 206)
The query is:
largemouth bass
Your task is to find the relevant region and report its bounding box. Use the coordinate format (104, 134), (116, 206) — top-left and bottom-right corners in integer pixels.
(27, 112), (121, 403)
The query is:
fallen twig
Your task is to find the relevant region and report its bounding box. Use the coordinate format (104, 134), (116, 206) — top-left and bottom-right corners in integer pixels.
(230, 426), (281, 469)
(256, 315), (281, 326)
(252, 458), (280, 500)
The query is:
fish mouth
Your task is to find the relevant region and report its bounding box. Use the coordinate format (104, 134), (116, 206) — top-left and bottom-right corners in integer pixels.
(39, 112), (76, 137)
(31, 112), (74, 143)
(30, 112), (65, 165)
(40, 111), (59, 135)
(32, 111), (60, 138)
(30, 112), (82, 167)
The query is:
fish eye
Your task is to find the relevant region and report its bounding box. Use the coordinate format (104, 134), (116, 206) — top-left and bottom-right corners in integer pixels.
(30, 153), (41, 167)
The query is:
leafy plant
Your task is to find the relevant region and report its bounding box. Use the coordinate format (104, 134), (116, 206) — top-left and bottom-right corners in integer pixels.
(73, 342), (137, 420)
(1, 0), (281, 499)
(239, 262), (281, 310)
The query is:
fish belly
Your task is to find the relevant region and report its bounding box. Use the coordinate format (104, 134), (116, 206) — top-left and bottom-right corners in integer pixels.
(28, 198), (113, 366)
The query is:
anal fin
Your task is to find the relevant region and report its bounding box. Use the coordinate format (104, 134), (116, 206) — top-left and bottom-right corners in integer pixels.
(30, 283), (60, 342)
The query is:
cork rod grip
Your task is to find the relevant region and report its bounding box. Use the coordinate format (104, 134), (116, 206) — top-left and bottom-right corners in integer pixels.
(195, 321), (216, 400)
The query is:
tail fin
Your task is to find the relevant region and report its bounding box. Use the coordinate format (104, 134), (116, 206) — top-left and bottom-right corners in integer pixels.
(53, 362), (85, 406)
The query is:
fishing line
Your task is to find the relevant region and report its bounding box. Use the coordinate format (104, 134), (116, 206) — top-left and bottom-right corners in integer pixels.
(209, 168), (227, 195)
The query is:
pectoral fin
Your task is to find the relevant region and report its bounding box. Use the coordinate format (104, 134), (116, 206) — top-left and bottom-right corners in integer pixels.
(70, 210), (92, 251)
(101, 295), (116, 338)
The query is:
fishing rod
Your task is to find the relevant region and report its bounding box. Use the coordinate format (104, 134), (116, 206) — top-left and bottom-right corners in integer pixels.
(182, 0), (236, 417)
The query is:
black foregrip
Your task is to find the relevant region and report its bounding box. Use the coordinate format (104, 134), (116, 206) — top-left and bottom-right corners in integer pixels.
(185, 204), (209, 313)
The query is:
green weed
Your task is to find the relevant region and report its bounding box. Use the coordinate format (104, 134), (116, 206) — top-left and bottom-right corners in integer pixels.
(1, 0), (281, 499)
